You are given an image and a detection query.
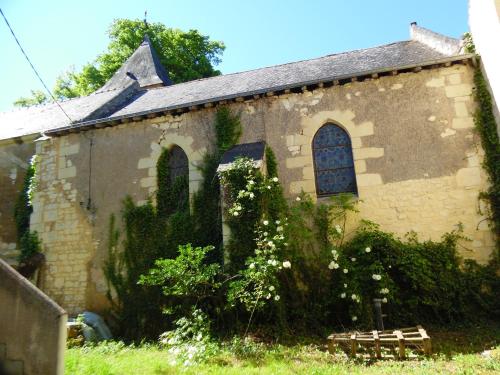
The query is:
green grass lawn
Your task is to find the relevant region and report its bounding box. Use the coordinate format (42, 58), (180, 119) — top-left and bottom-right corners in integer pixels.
(65, 325), (500, 375)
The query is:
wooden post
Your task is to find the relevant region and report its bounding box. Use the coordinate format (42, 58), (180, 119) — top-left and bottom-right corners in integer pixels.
(373, 330), (381, 359)
(327, 335), (335, 354)
(395, 330), (405, 359)
(350, 333), (357, 358)
(417, 326), (432, 356)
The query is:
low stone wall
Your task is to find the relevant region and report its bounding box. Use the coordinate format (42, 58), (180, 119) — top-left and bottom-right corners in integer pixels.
(0, 258), (67, 375)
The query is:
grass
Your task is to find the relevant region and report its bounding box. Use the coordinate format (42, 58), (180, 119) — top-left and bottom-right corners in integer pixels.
(65, 324), (500, 375)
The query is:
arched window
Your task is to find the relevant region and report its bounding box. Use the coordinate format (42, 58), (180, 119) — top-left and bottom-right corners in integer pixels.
(313, 123), (357, 196)
(168, 145), (189, 185)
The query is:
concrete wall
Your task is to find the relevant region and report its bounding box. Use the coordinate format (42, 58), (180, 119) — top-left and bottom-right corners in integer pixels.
(0, 258), (67, 375)
(0, 138), (36, 266)
(469, 0), (500, 133)
(5, 61), (496, 315)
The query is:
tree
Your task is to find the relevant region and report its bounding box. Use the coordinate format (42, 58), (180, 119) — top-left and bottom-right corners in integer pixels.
(13, 90), (48, 107)
(14, 19), (225, 107)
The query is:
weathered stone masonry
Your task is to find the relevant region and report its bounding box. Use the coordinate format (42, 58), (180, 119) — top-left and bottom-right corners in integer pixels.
(23, 62), (494, 314)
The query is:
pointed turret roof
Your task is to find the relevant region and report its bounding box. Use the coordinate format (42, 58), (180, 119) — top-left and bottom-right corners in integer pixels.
(97, 35), (173, 93)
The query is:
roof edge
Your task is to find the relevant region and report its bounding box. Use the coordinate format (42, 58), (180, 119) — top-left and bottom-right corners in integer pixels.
(45, 53), (476, 136)
(410, 22), (463, 55)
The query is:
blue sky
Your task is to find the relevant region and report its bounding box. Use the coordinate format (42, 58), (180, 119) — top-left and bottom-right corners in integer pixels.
(0, 0), (468, 112)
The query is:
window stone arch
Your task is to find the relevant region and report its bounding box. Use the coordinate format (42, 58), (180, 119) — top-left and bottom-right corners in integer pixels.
(312, 123), (357, 196)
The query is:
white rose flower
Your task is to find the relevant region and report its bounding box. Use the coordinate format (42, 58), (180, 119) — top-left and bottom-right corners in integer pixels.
(343, 268), (349, 274)
(340, 293), (346, 298)
(272, 177), (278, 182)
(249, 192), (255, 199)
(365, 247), (371, 253)
(335, 224), (342, 234)
(351, 257), (356, 262)
(274, 295), (280, 301)
(266, 294), (271, 299)
(343, 283), (348, 288)
(249, 180), (255, 185)
(352, 316), (358, 322)
(283, 261), (291, 268)
(333, 263), (339, 269)
(268, 241), (274, 246)
(275, 220), (281, 225)
(249, 263), (255, 269)
(267, 260), (273, 265)
(351, 294), (357, 300)
(263, 220), (269, 225)
(382, 297), (388, 303)
(233, 211), (239, 216)
(267, 185), (271, 189)
(328, 261), (336, 270)
(269, 285), (275, 291)
(272, 260), (278, 266)
(296, 196), (301, 201)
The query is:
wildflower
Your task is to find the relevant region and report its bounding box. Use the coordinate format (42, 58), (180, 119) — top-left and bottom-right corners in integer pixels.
(351, 257), (356, 262)
(249, 192), (255, 199)
(268, 241), (274, 247)
(267, 185), (272, 189)
(272, 260), (278, 266)
(263, 232), (268, 236)
(266, 294), (271, 299)
(382, 298), (388, 303)
(340, 293), (346, 298)
(335, 224), (342, 234)
(277, 226), (283, 232)
(267, 260), (273, 265)
(365, 247), (371, 253)
(233, 211), (239, 216)
(272, 177), (279, 182)
(352, 316), (358, 322)
(351, 294), (357, 300)
(296, 196), (301, 201)
(275, 220), (281, 224)
(283, 261), (291, 268)
(372, 274), (382, 281)
(274, 295), (280, 301)
(235, 205), (242, 211)
(249, 180), (255, 185)
(329, 261), (339, 270)
(263, 220), (269, 225)
(343, 268), (349, 274)
(269, 285), (275, 291)
(343, 283), (348, 288)
(249, 263), (255, 269)
(331, 249), (338, 255)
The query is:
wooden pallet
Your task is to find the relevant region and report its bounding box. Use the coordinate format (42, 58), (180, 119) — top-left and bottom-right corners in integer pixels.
(327, 325), (431, 359)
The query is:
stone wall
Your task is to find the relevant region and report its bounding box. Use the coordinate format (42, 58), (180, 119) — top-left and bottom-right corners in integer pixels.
(0, 138), (36, 266)
(0, 258), (67, 375)
(20, 61), (496, 314)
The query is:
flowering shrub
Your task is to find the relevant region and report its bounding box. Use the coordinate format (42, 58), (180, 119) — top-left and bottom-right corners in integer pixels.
(160, 308), (218, 366)
(220, 157), (292, 331)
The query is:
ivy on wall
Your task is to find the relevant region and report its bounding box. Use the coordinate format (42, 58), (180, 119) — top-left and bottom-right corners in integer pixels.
(104, 107), (242, 340)
(473, 67), (500, 252)
(14, 155), (41, 264)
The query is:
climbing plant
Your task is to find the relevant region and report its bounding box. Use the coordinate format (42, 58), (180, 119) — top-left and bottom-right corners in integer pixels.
(473, 68), (500, 250)
(14, 155), (41, 263)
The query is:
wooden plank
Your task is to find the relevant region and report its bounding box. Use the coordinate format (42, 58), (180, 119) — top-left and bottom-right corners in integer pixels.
(373, 330), (381, 359)
(395, 330), (405, 359)
(350, 333), (357, 358)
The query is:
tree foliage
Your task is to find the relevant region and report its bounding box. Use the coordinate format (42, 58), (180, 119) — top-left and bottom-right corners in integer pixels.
(15, 19), (225, 106)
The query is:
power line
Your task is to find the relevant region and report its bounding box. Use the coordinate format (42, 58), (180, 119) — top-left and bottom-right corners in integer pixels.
(0, 7), (73, 122)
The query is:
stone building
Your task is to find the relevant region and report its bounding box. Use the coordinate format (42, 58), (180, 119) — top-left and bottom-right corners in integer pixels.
(0, 24), (495, 315)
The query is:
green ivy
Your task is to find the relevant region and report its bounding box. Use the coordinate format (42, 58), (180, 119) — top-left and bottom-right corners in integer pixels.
(104, 107), (242, 340)
(473, 67), (500, 251)
(14, 155), (41, 264)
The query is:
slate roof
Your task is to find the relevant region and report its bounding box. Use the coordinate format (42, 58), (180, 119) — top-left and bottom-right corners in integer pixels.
(0, 25), (469, 141)
(97, 35), (173, 92)
(217, 141), (266, 172)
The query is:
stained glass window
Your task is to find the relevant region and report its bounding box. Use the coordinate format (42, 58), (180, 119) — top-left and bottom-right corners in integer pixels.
(313, 124), (357, 196)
